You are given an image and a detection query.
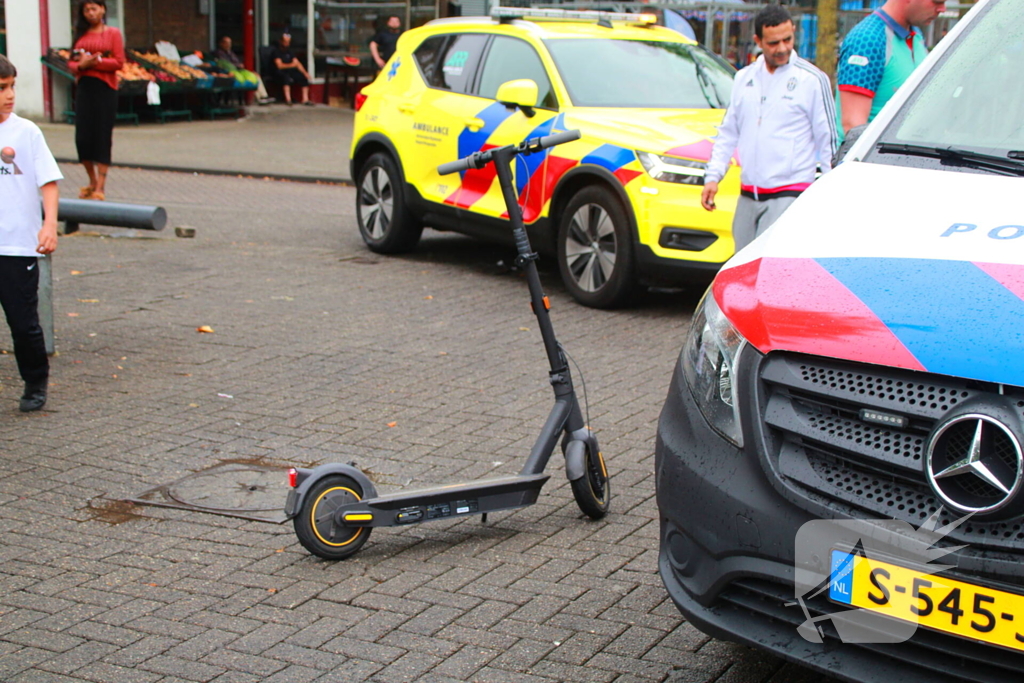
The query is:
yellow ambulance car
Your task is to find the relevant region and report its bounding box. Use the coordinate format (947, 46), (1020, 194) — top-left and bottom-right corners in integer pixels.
(350, 7), (740, 308)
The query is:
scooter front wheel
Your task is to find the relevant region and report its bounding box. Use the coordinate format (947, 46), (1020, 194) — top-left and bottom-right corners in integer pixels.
(570, 444), (610, 519)
(294, 474), (372, 560)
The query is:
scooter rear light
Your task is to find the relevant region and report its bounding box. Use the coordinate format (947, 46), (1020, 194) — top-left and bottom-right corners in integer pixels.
(288, 468), (298, 488)
(354, 91), (368, 111)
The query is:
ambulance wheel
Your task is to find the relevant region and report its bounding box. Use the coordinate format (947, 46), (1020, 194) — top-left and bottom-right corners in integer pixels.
(570, 443), (610, 519)
(294, 475), (372, 561)
(557, 186), (635, 309)
(357, 152), (422, 254)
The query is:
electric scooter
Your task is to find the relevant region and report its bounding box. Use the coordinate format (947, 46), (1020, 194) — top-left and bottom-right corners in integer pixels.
(284, 128), (610, 561)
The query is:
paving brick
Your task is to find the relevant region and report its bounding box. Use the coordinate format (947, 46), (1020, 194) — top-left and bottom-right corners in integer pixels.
(2, 627), (86, 653)
(74, 661), (164, 683)
(320, 636), (406, 665)
(263, 642), (348, 671)
(202, 649), (289, 677)
(167, 630), (239, 661)
(430, 644), (499, 679)
(103, 635), (182, 668)
(397, 605), (463, 636)
(139, 655), (227, 682)
(0, 168), (785, 683)
(311, 658), (384, 682)
(369, 650), (442, 683)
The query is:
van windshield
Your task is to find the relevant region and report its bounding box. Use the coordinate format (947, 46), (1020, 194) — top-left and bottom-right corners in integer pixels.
(869, 0), (1024, 170)
(544, 38), (734, 109)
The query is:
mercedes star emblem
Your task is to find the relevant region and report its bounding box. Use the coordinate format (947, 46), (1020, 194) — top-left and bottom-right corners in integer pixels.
(926, 413), (1024, 514)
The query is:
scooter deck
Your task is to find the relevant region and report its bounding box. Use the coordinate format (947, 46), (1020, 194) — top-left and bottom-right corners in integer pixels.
(332, 473), (550, 528)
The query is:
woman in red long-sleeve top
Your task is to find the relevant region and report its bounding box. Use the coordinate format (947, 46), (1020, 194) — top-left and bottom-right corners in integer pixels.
(67, 1), (124, 201)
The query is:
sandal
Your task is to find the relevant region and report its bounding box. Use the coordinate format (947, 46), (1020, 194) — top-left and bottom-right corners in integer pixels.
(79, 186), (94, 199)
(90, 191), (105, 201)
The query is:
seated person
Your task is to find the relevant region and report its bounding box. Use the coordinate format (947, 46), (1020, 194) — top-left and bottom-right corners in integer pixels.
(270, 33), (312, 106)
(213, 36), (273, 104)
(211, 36), (272, 103)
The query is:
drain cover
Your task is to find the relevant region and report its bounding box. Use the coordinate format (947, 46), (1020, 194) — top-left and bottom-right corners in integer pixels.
(128, 463), (291, 523)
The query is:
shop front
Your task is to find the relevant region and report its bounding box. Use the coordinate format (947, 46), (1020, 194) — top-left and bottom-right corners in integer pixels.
(5, 0), (439, 121)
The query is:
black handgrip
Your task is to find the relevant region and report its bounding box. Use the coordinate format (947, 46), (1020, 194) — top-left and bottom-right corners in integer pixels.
(537, 129), (581, 150)
(437, 156), (473, 176)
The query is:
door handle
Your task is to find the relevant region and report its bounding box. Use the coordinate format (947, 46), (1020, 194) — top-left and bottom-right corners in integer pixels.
(464, 118), (484, 130)
(398, 102), (416, 114)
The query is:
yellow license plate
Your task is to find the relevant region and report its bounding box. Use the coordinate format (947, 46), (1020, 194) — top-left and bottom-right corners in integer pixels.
(829, 549), (1024, 652)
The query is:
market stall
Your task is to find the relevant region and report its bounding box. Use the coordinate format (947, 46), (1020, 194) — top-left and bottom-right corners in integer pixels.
(42, 45), (256, 124)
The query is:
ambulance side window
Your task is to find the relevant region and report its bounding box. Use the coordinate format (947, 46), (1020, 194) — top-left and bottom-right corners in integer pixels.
(434, 33), (488, 94)
(413, 35), (448, 87)
(476, 36), (557, 109)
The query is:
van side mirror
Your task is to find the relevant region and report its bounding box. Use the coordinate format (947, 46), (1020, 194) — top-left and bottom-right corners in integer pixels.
(496, 79), (538, 118)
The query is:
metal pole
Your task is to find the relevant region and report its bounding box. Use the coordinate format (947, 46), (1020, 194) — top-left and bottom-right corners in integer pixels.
(307, 0), (315, 80)
(38, 255), (54, 356)
(816, 0), (838, 83)
(720, 9), (730, 58)
(704, 5), (714, 50)
(40, 0), (53, 122)
(243, 0), (256, 71)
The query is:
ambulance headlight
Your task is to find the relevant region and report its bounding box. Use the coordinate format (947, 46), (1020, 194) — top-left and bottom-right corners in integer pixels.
(682, 291), (746, 447)
(637, 151), (706, 185)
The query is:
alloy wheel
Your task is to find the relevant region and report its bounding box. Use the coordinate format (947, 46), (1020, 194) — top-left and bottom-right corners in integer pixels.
(564, 203), (617, 293)
(360, 167), (393, 240)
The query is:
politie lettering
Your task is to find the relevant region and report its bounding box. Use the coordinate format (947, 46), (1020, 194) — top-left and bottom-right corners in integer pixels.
(941, 223), (1024, 240)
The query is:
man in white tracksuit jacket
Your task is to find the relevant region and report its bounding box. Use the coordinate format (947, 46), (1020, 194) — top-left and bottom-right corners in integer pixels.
(701, 5), (837, 251)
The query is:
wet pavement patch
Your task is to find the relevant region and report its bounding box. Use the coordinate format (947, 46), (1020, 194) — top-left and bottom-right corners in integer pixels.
(85, 498), (147, 525)
(127, 462), (291, 523)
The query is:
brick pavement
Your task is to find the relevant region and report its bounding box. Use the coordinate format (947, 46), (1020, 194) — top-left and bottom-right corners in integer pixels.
(38, 105), (355, 183)
(0, 165), (823, 682)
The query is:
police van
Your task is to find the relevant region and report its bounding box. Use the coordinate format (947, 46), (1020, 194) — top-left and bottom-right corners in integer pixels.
(656, 0), (1024, 679)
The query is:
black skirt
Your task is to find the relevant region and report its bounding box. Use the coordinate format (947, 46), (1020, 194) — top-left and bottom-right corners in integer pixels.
(75, 76), (118, 165)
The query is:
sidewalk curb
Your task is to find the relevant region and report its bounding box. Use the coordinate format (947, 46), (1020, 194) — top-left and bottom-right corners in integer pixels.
(55, 158), (353, 186)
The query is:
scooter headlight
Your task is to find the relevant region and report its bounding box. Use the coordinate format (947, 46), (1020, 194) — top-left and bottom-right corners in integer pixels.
(681, 290), (747, 447)
(636, 151), (706, 185)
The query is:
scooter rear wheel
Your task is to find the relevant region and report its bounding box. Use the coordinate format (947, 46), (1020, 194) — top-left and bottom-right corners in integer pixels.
(294, 474), (372, 560)
(570, 444), (610, 519)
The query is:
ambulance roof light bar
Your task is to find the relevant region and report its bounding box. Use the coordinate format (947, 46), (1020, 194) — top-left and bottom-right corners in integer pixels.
(491, 6), (657, 26)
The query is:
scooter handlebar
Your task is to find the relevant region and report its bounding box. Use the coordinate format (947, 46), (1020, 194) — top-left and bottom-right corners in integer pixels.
(535, 129), (581, 150)
(437, 129), (581, 174)
(437, 156), (474, 176)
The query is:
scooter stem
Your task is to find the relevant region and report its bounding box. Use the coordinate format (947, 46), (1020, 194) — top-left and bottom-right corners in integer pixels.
(491, 146), (564, 375)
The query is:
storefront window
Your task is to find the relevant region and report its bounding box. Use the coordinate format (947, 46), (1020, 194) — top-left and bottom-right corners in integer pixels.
(268, 0), (309, 48)
(312, 0), (437, 75)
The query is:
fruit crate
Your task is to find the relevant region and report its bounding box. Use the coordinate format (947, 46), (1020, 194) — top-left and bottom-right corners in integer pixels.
(129, 50), (204, 88)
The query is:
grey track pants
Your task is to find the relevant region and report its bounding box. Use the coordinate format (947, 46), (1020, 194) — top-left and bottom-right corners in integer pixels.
(731, 194), (798, 252)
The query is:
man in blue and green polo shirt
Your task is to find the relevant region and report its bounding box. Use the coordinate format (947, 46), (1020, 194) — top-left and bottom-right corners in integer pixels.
(835, 0), (946, 141)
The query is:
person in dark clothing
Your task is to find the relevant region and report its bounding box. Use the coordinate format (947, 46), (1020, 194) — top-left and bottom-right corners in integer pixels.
(370, 15), (402, 70)
(67, 0), (124, 201)
(270, 34), (312, 106)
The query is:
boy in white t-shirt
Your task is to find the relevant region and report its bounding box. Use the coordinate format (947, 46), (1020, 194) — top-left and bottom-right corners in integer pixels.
(0, 55), (61, 411)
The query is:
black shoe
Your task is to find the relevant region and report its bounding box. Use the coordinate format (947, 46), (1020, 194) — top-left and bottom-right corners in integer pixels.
(19, 382), (47, 412)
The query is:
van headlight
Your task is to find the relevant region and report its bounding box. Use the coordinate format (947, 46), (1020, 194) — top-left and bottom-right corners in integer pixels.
(636, 151), (706, 185)
(682, 291), (746, 447)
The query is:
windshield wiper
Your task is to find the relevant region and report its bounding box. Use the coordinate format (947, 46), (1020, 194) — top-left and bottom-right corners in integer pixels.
(876, 143), (1024, 176)
(690, 51), (724, 109)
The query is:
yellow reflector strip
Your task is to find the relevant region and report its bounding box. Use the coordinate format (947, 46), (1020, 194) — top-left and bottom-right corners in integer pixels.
(344, 513), (374, 522)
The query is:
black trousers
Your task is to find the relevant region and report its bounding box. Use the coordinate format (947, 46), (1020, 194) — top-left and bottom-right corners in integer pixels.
(0, 256), (48, 386)
(75, 76), (118, 165)
(277, 68), (309, 87)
